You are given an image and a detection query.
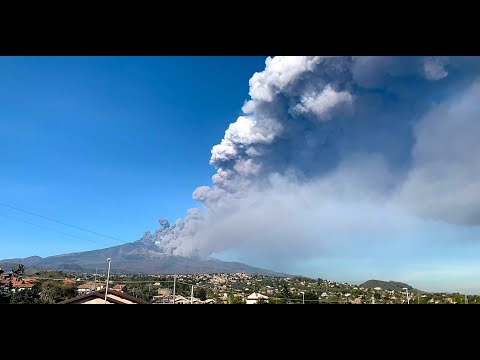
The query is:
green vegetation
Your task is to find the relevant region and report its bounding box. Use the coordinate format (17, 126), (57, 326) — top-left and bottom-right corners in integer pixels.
(227, 293), (244, 304)
(10, 286), (41, 304)
(195, 287), (207, 301)
(3, 265), (480, 304)
(0, 265), (77, 304)
(360, 280), (417, 292)
(39, 280), (77, 303)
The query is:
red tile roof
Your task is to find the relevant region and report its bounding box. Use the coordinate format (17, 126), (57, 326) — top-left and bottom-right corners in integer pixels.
(78, 284), (95, 289)
(13, 283), (34, 288)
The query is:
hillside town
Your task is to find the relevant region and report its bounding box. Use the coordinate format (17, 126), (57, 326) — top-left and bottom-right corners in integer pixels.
(1, 264), (478, 304)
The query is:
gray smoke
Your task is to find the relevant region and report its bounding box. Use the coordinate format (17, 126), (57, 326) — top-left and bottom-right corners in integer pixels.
(139, 208), (204, 256)
(140, 56), (480, 260)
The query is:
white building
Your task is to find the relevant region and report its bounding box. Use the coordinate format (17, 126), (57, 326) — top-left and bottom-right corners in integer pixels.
(246, 292), (269, 304)
(12, 283), (35, 292)
(77, 283), (96, 294)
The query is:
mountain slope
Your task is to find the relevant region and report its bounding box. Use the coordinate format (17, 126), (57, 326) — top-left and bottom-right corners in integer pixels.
(0, 240), (285, 276)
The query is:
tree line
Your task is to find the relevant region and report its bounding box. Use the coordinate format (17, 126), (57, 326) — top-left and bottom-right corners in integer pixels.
(0, 264), (77, 304)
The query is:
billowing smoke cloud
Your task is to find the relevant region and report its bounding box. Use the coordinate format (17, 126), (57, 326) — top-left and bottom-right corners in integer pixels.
(141, 56), (480, 264)
(141, 208), (204, 256)
(395, 80), (480, 225)
(422, 56), (449, 81)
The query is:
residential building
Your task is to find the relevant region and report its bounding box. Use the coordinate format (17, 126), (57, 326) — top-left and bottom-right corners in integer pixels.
(12, 283), (35, 292)
(77, 283), (96, 294)
(94, 282), (106, 290)
(246, 292), (269, 304)
(112, 284), (126, 293)
(59, 289), (149, 304)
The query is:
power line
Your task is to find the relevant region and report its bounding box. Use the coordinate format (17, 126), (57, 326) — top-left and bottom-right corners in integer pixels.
(0, 214), (107, 245)
(0, 201), (125, 244)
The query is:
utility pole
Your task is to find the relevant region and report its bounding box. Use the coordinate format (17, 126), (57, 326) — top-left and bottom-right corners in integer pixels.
(104, 258), (111, 304)
(403, 287), (409, 304)
(418, 293), (420, 304)
(465, 294), (468, 304)
(191, 285), (194, 304)
(172, 275), (176, 304)
(94, 267), (97, 291)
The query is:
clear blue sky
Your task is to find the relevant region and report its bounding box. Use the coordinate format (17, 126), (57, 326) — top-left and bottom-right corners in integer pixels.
(0, 56), (266, 258)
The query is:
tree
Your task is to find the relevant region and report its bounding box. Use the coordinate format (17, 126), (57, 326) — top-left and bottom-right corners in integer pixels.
(40, 280), (77, 303)
(12, 264), (25, 277)
(206, 289), (215, 299)
(281, 282), (291, 298)
(195, 287), (207, 301)
(174, 283), (190, 297)
(231, 296), (244, 304)
(256, 297), (268, 304)
(227, 293), (244, 304)
(10, 288), (41, 304)
(303, 292), (318, 303)
(269, 298), (286, 304)
(0, 288), (10, 304)
(451, 293), (463, 304)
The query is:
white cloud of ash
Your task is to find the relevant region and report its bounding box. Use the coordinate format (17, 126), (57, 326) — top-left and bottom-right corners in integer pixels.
(422, 56), (449, 81)
(138, 56), (480, 265)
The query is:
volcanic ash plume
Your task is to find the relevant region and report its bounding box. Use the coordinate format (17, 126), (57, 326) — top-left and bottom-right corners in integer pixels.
(140, 56), (480, 260)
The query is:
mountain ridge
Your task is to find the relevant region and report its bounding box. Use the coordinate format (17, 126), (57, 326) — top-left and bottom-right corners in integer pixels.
(0, 240), (286, 276)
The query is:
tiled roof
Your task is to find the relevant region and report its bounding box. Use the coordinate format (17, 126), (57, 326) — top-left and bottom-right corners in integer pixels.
(59, 289), (150, 304)
(78, 284), (95, 289)
(13, 283), (34, 288)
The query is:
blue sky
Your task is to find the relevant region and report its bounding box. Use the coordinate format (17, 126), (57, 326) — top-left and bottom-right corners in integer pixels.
(0, 56), (266, 257)
(2, 56), (480, 294)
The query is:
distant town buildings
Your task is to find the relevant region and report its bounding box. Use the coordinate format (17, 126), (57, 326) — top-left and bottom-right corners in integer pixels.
(2, 267), (477, 305)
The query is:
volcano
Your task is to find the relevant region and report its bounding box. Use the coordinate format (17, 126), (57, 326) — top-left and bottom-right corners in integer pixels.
(0, 235), (285, 276)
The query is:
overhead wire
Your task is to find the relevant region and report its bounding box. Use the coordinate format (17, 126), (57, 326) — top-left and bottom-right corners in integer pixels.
(0, 214), (107, 245)
(0, 201), (126, 244)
